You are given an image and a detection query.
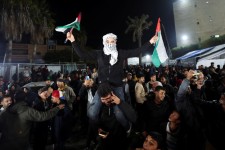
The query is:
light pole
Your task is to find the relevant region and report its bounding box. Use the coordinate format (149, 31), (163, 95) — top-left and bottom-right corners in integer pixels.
(71, 48), (73, 64)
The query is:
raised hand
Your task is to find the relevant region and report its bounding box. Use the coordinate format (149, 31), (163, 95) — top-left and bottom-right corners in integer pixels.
(57, 104), (65, 109)
(111, 92), (121, 105)
(66, 32), (75, 42)
(149, 35), (158, 44)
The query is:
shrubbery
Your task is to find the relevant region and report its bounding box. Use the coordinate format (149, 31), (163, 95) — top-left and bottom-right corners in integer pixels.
(171, 34), (225, 58)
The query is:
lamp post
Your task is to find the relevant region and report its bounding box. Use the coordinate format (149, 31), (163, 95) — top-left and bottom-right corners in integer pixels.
(71, 48), (73, 64)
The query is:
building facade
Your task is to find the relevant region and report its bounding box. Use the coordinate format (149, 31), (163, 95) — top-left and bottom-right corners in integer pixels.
(173, 0), (225, 47)
(5, 41), (71, 63)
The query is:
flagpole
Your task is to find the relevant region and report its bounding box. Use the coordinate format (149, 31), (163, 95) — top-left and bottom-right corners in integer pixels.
(161, 22), (173, 59)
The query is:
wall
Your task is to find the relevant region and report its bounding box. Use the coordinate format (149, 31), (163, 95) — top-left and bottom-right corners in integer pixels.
(173, 0), (225, 47)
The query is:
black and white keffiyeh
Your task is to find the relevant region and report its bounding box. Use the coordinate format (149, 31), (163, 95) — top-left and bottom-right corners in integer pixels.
(103, 33), (118, 66)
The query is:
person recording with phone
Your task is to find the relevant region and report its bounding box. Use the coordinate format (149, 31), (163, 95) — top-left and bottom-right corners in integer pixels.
(79, 76), (95, 126)
(78, 76), (98, 149)
(177, 69), (225, 149)
(90, 82), (136, 150)
(175, 69), (208, 150)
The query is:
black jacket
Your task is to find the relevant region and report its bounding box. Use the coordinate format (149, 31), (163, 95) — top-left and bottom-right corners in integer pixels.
(97, 101), (137, 150)
(0, 101), (60, 150)
(72, 42), (153, 87)
(53, 100), (73, 143)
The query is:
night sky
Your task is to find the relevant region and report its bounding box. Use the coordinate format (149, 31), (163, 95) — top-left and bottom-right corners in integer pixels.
(49, 0), (176, 49)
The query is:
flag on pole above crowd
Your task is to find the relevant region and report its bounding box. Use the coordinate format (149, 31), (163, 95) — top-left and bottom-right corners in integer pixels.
(151, 18), (168, 68)
(55, 12), (82, 34)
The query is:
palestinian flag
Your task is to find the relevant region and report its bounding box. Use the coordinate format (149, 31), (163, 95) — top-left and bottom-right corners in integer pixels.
(151, 18), (168, 67)
(55, 12), (81, 34)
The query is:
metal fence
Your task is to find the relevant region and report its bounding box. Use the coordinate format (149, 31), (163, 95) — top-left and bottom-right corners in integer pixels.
(0, 63), (86, 82)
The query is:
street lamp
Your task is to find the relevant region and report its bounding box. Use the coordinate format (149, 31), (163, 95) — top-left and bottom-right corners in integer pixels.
(145, 54), (151, 65)
(181, 35), (188, 41)
(146, 54), (150, 60)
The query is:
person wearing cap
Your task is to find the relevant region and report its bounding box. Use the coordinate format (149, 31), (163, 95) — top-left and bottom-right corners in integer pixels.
(51, 90), (73, 150)
(0, 90), (64, 150)
(56, 78), (76, 110)
(66, 32), (158, 122)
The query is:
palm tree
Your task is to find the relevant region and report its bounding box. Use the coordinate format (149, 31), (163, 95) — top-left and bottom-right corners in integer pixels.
(0, 0), (54, 62)
(125, 14), (152, 65)
(30, 0), (54, 44)
(0, 0), (34, 62)
(29, 0), (55, 63)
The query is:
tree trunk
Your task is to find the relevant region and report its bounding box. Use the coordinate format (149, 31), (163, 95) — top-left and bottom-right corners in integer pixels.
(31, 44), (37, 63)
(138, 34), (142, 65)
(8, 40), (12, 63)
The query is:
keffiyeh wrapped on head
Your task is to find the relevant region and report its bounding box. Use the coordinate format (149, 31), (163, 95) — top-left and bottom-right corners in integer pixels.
(102, 33), (118, 66)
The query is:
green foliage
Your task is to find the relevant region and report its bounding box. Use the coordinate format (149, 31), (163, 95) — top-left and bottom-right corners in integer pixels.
(125, 14), (152, 64)
(0, 0), (54, 44)
(125, 14), (152, 45)
(200, 34), (225, 48)
(172, 44), (198, 51)
(171, 34), (225, 58)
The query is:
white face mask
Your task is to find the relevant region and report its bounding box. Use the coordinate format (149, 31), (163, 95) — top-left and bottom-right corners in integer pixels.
(102, 33), (118, 66)
(104, 43), (117, 52)
(107, 43), (115, 48)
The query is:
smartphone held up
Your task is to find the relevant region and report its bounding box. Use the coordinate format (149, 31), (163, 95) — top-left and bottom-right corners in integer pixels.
(85, 75), (90, 80)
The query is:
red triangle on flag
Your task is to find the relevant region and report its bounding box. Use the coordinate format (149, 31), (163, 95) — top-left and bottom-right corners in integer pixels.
(77, 12), (82, 23)
(155, 18), (161, 34)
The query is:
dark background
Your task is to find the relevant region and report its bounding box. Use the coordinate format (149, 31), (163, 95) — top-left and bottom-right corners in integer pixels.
(48, 0), (176, 49)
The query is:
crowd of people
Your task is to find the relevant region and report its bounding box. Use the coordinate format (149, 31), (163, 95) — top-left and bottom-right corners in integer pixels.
(0, 62), (225, 150)
(0, 31), (225, 150)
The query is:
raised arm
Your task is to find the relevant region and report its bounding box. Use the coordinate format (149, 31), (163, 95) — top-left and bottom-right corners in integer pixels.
(120, 35), (158, 58)
(118, 100), (137, 123)
(22, 104), (64, 122)
(66, 32), (98, 60)
(111, 92), (137, 123)
(176, 70), (195, 101)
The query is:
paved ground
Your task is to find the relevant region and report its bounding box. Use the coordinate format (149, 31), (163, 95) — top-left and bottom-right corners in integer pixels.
(45, 117), (88, 150)
(45, 116), (217, 150)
